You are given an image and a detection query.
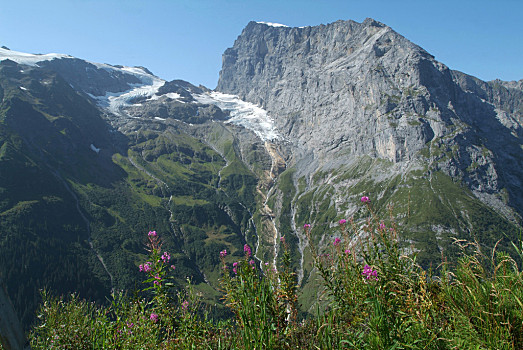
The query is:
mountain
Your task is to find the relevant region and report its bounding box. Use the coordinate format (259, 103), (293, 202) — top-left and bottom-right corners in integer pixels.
(0, 48), (267, 327)
(216, 18), (522, 266)
(1, 18), (522, 326)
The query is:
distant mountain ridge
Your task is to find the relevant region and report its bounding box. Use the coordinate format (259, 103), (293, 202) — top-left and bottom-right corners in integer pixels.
(0, 18), (521, 327)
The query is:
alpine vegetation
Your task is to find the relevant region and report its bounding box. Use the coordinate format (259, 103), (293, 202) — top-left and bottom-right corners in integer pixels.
(23, 198), (523, 349)
(0, 16), (522, 349)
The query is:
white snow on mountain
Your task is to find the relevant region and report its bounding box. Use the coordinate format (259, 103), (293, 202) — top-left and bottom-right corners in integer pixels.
(148, 92), (184, 102)
(257, 21), (288, 28)
(0, 47), (72, 66)
(88, 77), (165, 115)
(194, 91), (281, 141)
(85, 62), (166, 115)
(1, 47), (166, 115)
(2, 47), (281, 142)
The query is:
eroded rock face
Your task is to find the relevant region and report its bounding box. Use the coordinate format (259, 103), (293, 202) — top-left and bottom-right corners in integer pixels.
(217, 18), (523, 220)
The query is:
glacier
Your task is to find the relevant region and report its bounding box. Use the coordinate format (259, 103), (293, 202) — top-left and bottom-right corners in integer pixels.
(194, 91), (282, 142)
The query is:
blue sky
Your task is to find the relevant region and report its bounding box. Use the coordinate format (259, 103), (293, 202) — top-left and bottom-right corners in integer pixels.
(1, 0), (521, 89)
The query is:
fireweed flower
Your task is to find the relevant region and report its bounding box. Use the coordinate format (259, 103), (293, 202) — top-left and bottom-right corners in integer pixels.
(345, 249), (351, 255)
(153, 274), (161, 286)
(150, 313), (159, 322)
(161, 251), (171, 263)
(362, 264), (378, 281)
(361, 196), (370, 203)
(141, 262), (152, 273)
(333, 237), (341, 246)
(148, 230), (157, 237)
(339, 219), (347, 225)
(380, 222), (386, 230)
(219, 249), (227, 258)
(171, 265), (176, 270)
(182, 300), (189, 311)
(304, 224), (311, 229)
(244, 244), (252, 258)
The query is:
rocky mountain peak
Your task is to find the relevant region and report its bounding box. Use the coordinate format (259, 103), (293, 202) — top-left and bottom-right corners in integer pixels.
(217, 18), (522, 223)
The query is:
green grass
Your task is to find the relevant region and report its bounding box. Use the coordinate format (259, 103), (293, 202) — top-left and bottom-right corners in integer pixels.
(21, 205), (523, 350)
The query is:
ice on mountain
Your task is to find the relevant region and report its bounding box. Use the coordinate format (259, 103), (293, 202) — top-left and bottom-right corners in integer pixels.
(148, 92), (183, 102)
(0, 47), (72, 66)
(88, 76), (165, 115)
(194, 91), (282, 142)
(257, 21), (288, 27)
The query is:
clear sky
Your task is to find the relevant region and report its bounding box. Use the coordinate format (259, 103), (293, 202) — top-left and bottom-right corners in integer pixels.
(1, 0), (521, 89)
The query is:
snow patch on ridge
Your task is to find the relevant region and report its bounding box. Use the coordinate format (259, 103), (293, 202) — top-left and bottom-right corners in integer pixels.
(0, 47), (167, 116)
(0, 47), (72, 66)
(88, 77), (165, 115)
(194, 91), (282, 141)
(257, 21), (288, 28)
(148, 92), (183, 102)
(85, 61), (166, 115)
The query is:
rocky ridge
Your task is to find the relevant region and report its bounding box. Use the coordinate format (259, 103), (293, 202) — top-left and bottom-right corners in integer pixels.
(216, 19), (522, 224)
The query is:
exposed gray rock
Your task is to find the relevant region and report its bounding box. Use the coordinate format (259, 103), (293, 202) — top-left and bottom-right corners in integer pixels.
(217, 18), (523, 221)
(39, 58), (144, 96)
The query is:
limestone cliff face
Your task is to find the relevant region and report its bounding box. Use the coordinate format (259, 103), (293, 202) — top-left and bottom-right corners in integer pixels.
(216, 18), (523, 220)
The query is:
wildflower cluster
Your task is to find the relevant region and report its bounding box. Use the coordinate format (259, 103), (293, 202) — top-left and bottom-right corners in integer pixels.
(219, 240), (298, 348)
(139, 231), (173, 293)
(26, 199), (523, 349)
(362, 264), (378, 281)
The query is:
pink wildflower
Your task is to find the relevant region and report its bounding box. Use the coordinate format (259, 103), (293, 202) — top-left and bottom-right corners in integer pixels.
(361, 196), (370, 203)
(333, 237), (341, 246)
(150, 313), (159, 322)
(304, 224), (311, 229)
(161, 251), (171, 263)
(362, 264), (378, 281)
(380, 222), (386, 230)
(171, 265), (176, 270)
(345, 249), (351, 255)
(142, 262), (152, 273)
(148, 230), (157, 237)
(339, 219), (347, 225)
(244, 244), (251, 258)
(182, 300), (189, 311)
(219, 249), (227, 258)
(153, 274), (161, 286)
